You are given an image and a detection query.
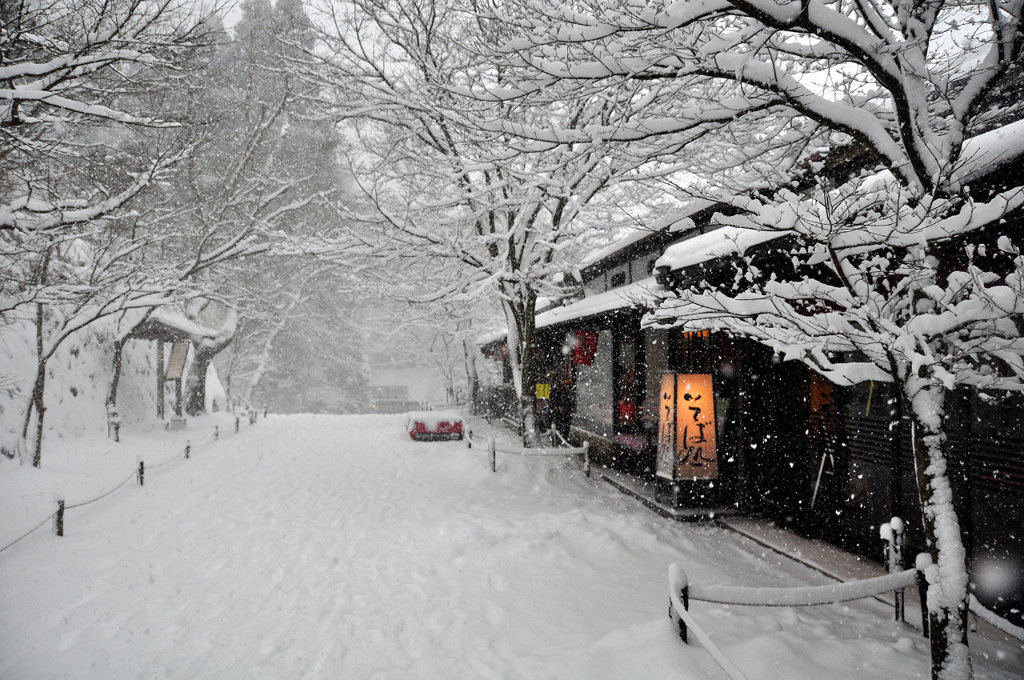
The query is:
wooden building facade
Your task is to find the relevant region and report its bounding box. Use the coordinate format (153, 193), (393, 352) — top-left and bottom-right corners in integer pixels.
(480, 203), (1024, 626)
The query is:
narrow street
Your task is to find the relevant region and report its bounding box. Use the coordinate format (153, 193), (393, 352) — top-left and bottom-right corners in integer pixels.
(1, 415), (1018, 679)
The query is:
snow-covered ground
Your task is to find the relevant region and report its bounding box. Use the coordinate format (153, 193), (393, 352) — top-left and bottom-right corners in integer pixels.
(1, 414), (1021, 679)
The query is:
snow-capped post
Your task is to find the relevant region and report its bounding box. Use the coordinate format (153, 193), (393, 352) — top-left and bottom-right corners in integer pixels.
(137, 459), (144, 487)
(488, 437), (496, 473)
(680, 583), (689, 643)
(583, 442), (591, 478)
(466, 429), (472, 449)
(669, 563), (690, 643)
(235, 416), (240, 433)
(214, 425), (219, 441)
(262, 404), (267, 418)
(184, 441), (191, 460)
(112, 422), (120, 443)
(882, 518), (907, 622)
(893, 518), (906, 622)
(54, 499), (64, 537)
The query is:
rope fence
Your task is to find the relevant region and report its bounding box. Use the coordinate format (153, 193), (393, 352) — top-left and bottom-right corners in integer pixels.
(0, 408), (264, 555)
(465, 429), (590, 476)
(667, 561), (923, 680)
(665, 517), (1001, 678)
(0, 514), (53, 555)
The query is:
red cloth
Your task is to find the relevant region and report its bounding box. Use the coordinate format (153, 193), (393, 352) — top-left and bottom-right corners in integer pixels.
(573, 331), (599, 365)
(618, 400), (637, 426)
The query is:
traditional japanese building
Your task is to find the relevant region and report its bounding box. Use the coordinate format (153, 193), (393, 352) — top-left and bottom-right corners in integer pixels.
(479, 188), (1024, 626)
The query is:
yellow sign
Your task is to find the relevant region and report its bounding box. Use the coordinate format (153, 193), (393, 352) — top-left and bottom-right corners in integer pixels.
(656, 373), (718, 480)
(535, 383), (551, 399)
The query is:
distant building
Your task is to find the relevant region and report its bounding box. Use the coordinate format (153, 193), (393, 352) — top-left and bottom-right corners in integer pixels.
(367, 384), (420, 413)
(366, 363), (447, 413)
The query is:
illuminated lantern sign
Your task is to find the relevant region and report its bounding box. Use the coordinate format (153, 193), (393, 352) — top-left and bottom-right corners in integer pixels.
(656, 373), (718, 480)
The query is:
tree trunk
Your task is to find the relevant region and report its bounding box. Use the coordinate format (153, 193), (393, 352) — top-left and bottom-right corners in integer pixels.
(463, 338), (479, 414)
(22, 367), (47, 468)
(22, 303), (47, 468)
(106, 336), (128, 410)
(903, 379), (972, 680)
(31, 377), (45, 468)
(501, 289), (538, 446)
(107, 309), (155, 411)
(185, 343), (218, 416)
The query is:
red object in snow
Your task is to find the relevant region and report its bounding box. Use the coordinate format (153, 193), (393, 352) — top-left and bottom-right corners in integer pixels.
(573, 331), (599, 365)
(407, 411), (464, 441)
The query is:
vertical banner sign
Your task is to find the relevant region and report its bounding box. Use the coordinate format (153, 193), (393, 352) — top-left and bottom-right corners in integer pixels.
(165, 342), (190, 381)
(675, 374), (717, 479)
(656, 373), (718, 480)
(656, 374), (678, 479)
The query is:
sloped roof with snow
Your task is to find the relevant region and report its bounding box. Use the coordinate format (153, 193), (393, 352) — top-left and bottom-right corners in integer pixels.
(580, 199), (719, 271)
(131, 307), (219, 342)
(535, 277), (661, 330)
(656, 225), (792, 272)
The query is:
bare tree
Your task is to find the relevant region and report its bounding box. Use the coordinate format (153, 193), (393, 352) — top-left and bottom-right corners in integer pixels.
(2, 226), (180, 465)
(1, 0), (220, 234)
(306, 0), (657, 443)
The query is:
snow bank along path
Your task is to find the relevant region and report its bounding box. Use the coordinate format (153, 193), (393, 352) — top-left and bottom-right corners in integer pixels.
(2, 415), (1021, 679)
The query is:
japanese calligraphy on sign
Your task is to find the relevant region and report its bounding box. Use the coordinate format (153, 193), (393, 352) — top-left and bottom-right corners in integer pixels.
(656, 373), (718, 480)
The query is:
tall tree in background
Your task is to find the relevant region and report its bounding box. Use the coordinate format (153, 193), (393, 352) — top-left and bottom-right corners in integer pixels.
(307, 0), (656, 443)
(169, 0), (361, 414)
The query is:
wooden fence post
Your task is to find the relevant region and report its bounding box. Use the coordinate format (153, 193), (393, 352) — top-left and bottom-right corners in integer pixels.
(55, 499), (64, 537)
(680, 583), (689, 643)
(185, 441), (191, 460)
(488, 437), (496, 473)
(466, 429), (472, 448)
(263, 404), (268, 418)
(670, 566), (689, 644)
(882, 518), (906, 623)
(235, 416), (240, 433)
(892, 518), (905, 622)
(214, 425), (219, 441)
(137, 460), (145, 486)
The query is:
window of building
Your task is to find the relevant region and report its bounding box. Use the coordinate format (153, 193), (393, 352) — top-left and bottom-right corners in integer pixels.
(610, 271), (626, 288)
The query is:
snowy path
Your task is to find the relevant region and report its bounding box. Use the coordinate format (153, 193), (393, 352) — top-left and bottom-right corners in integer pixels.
(1, 415), (1020, 679)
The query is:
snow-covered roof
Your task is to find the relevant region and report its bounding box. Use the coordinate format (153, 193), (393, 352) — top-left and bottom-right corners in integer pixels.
(656, 226), (792, 272)
(131, 307), (219, 342)
(536, 277), (661, 330)
(476, 326), (508, 347)
(580, 199), (718, 268)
